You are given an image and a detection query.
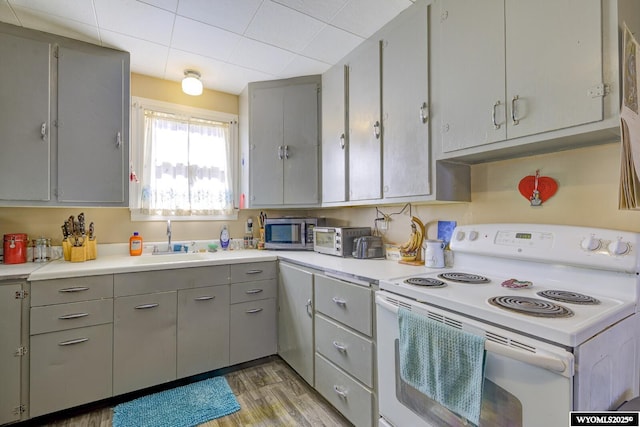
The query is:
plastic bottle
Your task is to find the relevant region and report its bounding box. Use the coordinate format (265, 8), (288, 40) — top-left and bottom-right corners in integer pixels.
(220, 225), (230, 250)
(129, 232), (143, 256)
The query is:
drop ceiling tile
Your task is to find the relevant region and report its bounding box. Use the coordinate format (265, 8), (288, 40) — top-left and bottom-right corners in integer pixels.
(137, 0), (178, 13)
(228, 37), (296, 76)
(171, 16), (240, 61)
(7, 0), (97, 25)
(244, 1), (324, 53)
(330, 0), (411, 38)
(11, 5), (100, 43)
(279, 54), (330, 79)
(101, 29), (169, 79)
(176, 0), (262, 34)
(94, 0), (175, 45)
(271, 0), (349, 23)
(302, 24), (363, 64)
(0, 1), (21, 26)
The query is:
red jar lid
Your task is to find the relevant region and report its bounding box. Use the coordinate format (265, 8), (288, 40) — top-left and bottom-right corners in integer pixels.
(4, 233), (28, 241)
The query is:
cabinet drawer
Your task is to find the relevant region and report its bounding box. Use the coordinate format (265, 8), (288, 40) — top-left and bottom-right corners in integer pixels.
(230, 278), (277, 304)
(30, 275), (113, 306)
(114, 265), (229, 297)
(315, 353), (373, 427)
(230, 261), (276, 283)
(31, 299), (113, 335)
(230, 298), (277, 365)
(315, 274), (372, 336)
(30, 323), (113, 417)
(315, 313), (373, 387)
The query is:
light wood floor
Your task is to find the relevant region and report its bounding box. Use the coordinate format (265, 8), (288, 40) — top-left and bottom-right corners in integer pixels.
(30, 357), (353, 427)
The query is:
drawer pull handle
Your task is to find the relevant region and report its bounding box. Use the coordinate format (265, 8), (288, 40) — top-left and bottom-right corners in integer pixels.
(245, 288), (264, 294)
(58, 312), (89, 320)
(58, 337), (89, 346)
(59, 286), (90, 293)
(245, 269), (263, 274)
(246, 308), (263, 314)
(333, 385), (348, 399)
(305, 299), (312, 317)
(332, 297), (347, 307)
(194, 296), (215, 301)
(135, 303), (159, 310)
(332, 341), (347, 353)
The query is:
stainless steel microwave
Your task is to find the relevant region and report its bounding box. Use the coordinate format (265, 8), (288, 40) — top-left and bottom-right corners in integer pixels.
(263, 217), (323, 250)
(313, 227), (371, 257)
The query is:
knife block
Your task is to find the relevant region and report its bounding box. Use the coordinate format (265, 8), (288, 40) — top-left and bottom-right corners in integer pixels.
(62, 238), (97, 262)
(86, 239), (97, 260)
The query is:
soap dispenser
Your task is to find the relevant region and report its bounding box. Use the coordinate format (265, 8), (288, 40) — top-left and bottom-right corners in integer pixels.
(220, 225), (230, 250)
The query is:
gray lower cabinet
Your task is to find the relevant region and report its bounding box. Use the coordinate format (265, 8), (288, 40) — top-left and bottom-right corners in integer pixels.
(277, 262), (315, 385)
(113, 291), (177, 396)
(314, 274), (376, 427)
(177, 285), (230, 378)
(0, 281), (27, 424)
(29, 275), (114, 418)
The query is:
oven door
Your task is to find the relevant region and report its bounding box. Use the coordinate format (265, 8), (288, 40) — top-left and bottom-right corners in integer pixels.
(376, 292), (574, 427)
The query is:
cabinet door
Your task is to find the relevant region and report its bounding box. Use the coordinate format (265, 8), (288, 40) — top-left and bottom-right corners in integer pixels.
(177, 286), (230, 378)
(348, 39), (382, 201)
(0, 32), (51, 201)
(439, 0), (506, 153)
(30, 324), (113, 417)
(381, 0), (431, 198)
(230, 298), (276, 365)
(113, 291), (177, 395)
(505, 0), (602, 139)
(277, 263), (314, 385)
(322, 64), (348, 203)
(249, 86), (284, 206)
(57, 46), (127, 203)
(0, 283), (22, 424)
(283, 82), (319, 205)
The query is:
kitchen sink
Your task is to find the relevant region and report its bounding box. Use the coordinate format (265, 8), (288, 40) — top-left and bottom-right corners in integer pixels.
(130, 252), (210, 264)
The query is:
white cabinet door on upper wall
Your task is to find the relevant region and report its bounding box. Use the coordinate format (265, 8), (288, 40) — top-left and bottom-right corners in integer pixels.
(381, 0), (430, 199)
(440, 0), (602, 154)
(321, 63), (348, 203)
(57, 46), (127, 203)
(0, 32), (51, 202)
(348, 39), (381, 201)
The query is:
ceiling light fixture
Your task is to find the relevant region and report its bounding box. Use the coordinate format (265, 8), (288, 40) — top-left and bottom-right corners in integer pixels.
(182, 70), (203, 96)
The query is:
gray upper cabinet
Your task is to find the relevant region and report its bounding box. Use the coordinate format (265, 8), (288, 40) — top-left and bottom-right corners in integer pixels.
(0, 22), (129, 207)
(435, 0), (629, 163)
(380, 0), (430, 199)
(347, 39), (382, 202)
(57, 47), (127, 203)
(248, 75), (320, 208)
(0, 32), (51, 202)
(321, 63), (348, 204)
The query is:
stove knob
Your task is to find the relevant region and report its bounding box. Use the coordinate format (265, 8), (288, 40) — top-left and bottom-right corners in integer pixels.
(608, 239), (630, 256)
(468, 231), (479, 241)
(455, 231), (465, 241)
(580, 236), (601, 251)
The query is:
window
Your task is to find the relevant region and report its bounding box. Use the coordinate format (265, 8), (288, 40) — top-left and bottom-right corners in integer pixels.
(130, 97), (238, 221)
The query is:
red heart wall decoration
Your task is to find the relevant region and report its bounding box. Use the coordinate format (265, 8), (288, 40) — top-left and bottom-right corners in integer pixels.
(518, 173), (558, 205)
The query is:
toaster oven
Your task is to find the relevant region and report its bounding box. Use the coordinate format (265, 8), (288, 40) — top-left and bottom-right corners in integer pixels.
(313, 227), (371, 257)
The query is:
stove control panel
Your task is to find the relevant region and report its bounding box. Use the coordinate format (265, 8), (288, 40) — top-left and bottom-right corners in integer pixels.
(451, 223), (639, 273)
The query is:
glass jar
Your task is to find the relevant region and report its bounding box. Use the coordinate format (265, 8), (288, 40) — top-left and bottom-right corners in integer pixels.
(32, 237), (51, 263)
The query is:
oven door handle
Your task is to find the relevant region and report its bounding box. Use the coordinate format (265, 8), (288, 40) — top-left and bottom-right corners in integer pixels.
(375, 295), (573, 376)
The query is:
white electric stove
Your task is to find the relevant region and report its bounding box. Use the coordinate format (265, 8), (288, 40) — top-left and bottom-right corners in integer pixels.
(376, 223), (640, 427)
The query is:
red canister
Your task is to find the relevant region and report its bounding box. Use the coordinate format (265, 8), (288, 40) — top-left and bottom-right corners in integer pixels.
(4, 233), (28, 264)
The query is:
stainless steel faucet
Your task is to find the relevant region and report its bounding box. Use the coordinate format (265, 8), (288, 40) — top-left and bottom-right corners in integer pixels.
(167, 220), (172, 252)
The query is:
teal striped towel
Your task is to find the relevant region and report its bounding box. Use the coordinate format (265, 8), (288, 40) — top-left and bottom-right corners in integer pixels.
(399, 307), (486, 426)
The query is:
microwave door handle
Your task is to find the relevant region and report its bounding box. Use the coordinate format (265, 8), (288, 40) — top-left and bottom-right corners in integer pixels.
(375, 294), (572, 376)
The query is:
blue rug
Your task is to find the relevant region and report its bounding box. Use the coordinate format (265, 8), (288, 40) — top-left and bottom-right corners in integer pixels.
(112, 377), (240, 427)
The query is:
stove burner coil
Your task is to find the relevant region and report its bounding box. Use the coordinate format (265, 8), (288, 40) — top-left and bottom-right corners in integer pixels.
(438, 272), (490, 284)
(488, 296), (574, 318)
(403, 277), (447, 287)
(536, 290), (600, 305)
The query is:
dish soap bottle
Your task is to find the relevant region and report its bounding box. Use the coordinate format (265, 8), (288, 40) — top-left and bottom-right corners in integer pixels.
(220, 225), (230, 250)
(129, 232), (143, 256)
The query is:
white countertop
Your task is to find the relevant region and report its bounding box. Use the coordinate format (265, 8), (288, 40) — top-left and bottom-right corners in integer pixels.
(0, 245), (430, 284)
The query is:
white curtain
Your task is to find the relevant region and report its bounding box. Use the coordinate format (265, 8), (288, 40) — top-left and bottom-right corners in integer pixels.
(137, 111), (234, 216)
